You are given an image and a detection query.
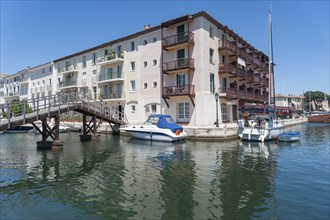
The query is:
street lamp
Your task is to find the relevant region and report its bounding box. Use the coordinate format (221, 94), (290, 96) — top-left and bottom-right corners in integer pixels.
(214, 92), (219, 127)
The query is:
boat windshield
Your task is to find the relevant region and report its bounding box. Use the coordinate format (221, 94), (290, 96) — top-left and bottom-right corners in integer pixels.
(146, 116), (159, 125)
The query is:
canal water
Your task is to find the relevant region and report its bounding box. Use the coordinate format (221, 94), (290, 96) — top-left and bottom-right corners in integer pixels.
(0, 123), (329, 220)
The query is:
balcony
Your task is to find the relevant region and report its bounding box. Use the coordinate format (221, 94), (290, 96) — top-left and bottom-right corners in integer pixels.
(162, 31), (194, 50)
(97, 52), (124, 66)
(4, 92), (20, 99)
(47, 85), (52, 91)
(98, 91), (125, 101)
(58, 65), (78, 75)
(97, 71), (124, 85)
(218, 63), (236, 77)
(59, 80), (77, 89)
(218, 40), (237, 55)
(19, 79), (29, 84)
(219, 87), (268, 102)
(163, 84), (195, 97)
(163, 58), (194, 73)
(40, 86), (45, 92)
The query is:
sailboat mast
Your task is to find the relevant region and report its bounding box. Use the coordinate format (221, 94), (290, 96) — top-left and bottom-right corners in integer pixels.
(268, 11), (273, 106)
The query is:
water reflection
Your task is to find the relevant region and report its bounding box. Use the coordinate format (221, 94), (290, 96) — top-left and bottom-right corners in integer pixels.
(1, 125), (329, 219)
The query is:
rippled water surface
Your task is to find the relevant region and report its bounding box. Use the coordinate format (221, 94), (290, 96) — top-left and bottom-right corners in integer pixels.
(0, 123), (329, 219)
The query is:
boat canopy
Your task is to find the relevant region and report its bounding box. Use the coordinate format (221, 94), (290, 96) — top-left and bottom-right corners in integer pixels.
(147, 114), (183, 133)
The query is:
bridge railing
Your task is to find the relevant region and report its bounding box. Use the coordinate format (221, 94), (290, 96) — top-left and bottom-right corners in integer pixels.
(0, 93), (126, 127)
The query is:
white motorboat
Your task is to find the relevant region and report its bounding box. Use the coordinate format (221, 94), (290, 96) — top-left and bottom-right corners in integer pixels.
(121, 114), (186, 142)
(238, 115), (284, 142)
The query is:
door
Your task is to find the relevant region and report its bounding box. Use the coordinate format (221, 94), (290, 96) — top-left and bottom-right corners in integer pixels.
(176, 74), (186, 92)
(178, 102), (190, 123)
(177, 49), (185, 68)
(177, 24), (185, 41)
(232, 105), (237, 121)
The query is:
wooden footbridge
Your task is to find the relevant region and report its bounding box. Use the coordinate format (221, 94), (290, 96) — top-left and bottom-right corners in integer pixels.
(0, 93), (126, 149)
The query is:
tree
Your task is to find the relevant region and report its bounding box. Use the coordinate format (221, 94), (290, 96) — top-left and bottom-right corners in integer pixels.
(304, 91), (329, 111)
(2, 100), (32, 117)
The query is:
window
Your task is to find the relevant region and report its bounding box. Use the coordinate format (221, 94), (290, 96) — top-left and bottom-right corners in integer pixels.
(153, 37), (157, 43)
(49, 79), (51, 85)
(153, 59), (157, 66)
(143, 40), (148, 45)
(176, 74), (185, 87)
(49, 66), (52, 72)
(92, 53), (96, 66)
(145, 106), (150, 113)
(151, 104), (157, 113)
(42, 69), (45, 74)
(178, 103), (190, 121)
(209, 26), (214, 38)
(73, 59), (77, 69)
(131, 41), (135, 51)
(221, 104), (228, 121)
(144, 83), (147, 89)
(209, 48), (214, 64)
(130, 61), (136, 71)
(82, 56), (87, 68)
(131, 105), (136, 112)
(144, 61), (147, 67)
(153, 81), (157, 88)
(130, 80), (136, 92)
(210, 73), (215, 94)
(93, 86), (97, 99)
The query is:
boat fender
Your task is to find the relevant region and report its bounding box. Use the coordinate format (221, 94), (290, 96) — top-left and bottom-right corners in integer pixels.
(175, 129), (181, 136)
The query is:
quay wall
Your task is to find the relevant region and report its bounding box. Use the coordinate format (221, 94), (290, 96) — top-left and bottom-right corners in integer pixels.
(58, 117), (308, 141)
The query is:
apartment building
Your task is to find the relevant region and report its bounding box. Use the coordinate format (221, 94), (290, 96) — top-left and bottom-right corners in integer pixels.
(275, 94), (305, 110)
(29, 62), (54, 100)
(1, 11), (272, 126)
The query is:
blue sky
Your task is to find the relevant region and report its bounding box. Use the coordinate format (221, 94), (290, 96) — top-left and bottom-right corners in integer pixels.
(0, 1), (329, 95)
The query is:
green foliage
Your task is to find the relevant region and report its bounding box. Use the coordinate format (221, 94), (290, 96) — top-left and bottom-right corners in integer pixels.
(304, 91), (329, 111)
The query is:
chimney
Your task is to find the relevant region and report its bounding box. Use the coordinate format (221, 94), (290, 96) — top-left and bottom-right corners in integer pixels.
(144, 24), (151, 30)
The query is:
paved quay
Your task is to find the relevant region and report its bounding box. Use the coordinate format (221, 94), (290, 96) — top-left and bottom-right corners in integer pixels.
(59, 117), (308, 141)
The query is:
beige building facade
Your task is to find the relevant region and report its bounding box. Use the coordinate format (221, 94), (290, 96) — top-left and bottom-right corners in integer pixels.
(1, 11), (272, 126)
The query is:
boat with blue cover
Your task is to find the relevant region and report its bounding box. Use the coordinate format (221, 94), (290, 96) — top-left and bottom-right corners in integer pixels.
(121, 114), (186, 142)
(277, 131), (301, 142)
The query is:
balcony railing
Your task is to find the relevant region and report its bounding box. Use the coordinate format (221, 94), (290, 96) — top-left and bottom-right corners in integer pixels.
(97, 52), (124, 65)
(97, 71), (123, 82)
(219, 87), (268, 102)
(219, 40), (237, 54)
(98, 92), (125, 100)
(58, 65), (77, 74)
(163, 84), (195, 97)
(219, 63), (236, 76)
(4, 92), (20, 98)
(162, 31), (194, 48)
(59, 80), (77, 88)
(163, 58), (194, 73)
(47, 85), (52, 91)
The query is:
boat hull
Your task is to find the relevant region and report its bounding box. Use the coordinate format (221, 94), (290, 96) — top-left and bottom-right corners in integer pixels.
(122, 128), (186, 142)
(307, 113), (330, 123)
(278, 132), (301, 142)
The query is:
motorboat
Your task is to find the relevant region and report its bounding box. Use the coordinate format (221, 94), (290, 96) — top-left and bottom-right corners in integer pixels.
(277, 131), (301, 142)
(121, 114), (186, 142)
(237, 114), (284, 142)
